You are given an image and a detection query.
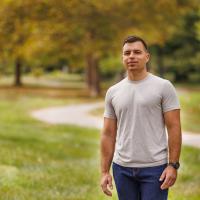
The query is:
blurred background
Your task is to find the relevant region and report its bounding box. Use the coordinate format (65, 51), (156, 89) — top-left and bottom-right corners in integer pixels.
(0, 0), (199, 199)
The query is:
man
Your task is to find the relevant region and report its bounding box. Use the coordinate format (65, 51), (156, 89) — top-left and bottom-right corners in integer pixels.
(100, 36), (182, 200)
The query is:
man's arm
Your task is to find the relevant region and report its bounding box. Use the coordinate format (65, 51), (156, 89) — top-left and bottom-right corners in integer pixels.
(100, 117), (117, 197)
(160, 109), (182, 190)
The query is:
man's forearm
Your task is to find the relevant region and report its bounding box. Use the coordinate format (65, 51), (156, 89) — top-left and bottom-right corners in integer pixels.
(100, 134), (116, 174)
(167, 125), (182, 162)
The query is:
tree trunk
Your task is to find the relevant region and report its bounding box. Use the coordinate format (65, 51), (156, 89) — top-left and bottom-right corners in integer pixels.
(14, 58), (22, 86)
(86, 54), (100, 97)
(85, 56), (93, 89)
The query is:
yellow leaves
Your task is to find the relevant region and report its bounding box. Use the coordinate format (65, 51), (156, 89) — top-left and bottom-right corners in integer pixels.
(0, 0), (198, 67)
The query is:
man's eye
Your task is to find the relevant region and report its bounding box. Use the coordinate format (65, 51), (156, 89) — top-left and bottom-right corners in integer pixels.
(124, 52), (130, 55)
(135, 51), (142, 54)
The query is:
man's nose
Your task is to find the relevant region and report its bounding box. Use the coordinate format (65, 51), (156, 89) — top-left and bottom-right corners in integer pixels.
(129, 51), (134, 58)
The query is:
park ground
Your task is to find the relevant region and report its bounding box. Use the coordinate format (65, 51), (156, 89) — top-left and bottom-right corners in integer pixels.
(0, 73), (199, 200)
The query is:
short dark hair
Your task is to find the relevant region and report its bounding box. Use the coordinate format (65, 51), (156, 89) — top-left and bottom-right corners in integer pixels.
(123, 36), (148, 51)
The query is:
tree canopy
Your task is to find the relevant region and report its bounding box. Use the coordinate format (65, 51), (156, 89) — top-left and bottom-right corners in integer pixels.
(0, 0), (199, 94)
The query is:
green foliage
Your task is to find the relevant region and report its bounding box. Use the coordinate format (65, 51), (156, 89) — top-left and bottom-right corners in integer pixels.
(32, 68), (44, 78)
(0, 0), (198, 71)
(153, 8), (200, 82)
(100, 55), (122, 78)
(0, 0), (199, 91)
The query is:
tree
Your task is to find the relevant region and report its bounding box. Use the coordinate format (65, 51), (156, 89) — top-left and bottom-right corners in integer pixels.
(0, 1), (30, 85)
(46, 0), (197, 96)
(0, 0), (56, 86)
(154, 7), (200, 82)
(0, 0), (198, 92)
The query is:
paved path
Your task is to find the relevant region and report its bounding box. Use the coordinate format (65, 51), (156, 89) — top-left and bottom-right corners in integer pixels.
(32, 102), (104, 128)
(31, 102), (200, 149)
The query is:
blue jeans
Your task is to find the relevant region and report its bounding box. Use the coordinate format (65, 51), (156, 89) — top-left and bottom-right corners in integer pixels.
(112, 162), (168, 200)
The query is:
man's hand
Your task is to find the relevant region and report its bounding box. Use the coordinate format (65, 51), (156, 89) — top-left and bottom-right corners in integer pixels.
(159, 166), (177, 190)
(100, 172), (113, 196)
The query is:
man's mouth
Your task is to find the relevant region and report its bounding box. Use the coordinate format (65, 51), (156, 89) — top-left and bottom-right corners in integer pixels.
(128, 61), (138, 65)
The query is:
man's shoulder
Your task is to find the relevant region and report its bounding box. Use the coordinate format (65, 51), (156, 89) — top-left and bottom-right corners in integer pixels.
(150, 73), (171, 85)
(149, 73), (177, 95)
(106, 77), (127, 94)
(150, 73), (167, 82)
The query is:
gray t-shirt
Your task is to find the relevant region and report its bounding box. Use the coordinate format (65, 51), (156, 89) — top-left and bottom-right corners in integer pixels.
(104, 73), (180, 167)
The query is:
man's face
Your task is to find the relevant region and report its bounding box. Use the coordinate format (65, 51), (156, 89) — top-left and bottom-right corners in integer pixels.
(122, 41), (150, 72)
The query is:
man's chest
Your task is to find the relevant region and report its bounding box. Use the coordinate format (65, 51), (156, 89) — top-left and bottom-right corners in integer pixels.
(112, 86), (162, 114)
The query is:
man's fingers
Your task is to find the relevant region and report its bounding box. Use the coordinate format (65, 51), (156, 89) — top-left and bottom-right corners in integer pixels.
(161, 176), (176, 190)
(168, 180), (174, 187)
(101, 183), (112, 196)
(108, 176), (113, 189)
(160, 166), (178, 190)
(168, 177), (176, 187)
(101, 175), (113, 196)
(161, 177), (170, 190)
(103, 188), (112, 196)
(159, 170), (166, 181)
(160, 172), (171, 190)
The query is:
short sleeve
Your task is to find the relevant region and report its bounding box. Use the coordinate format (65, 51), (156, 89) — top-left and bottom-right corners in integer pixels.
(103, 88), (117, 119)
(162, 80), (180, 113)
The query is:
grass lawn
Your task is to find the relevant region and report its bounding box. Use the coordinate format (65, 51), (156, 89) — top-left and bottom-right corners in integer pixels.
(0, 72), (85, 89)
(0, 86), (199, 200)
(178, 89), (200, 133)
(0, 87), (106, 200)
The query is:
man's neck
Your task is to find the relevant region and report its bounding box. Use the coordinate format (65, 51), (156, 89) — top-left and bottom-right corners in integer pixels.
(127, 70), (149, 81)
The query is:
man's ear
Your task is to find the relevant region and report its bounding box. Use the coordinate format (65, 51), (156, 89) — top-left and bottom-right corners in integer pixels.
(146, 52), (150, 62)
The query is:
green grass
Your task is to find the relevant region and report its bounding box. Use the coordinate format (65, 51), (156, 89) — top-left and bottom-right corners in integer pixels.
(0, 81), (199, 199)
(168, 146), (200, 200)
(0, 72), (85, 89)
(0, 88), (108, 200)
(178, 88), (200, 133)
